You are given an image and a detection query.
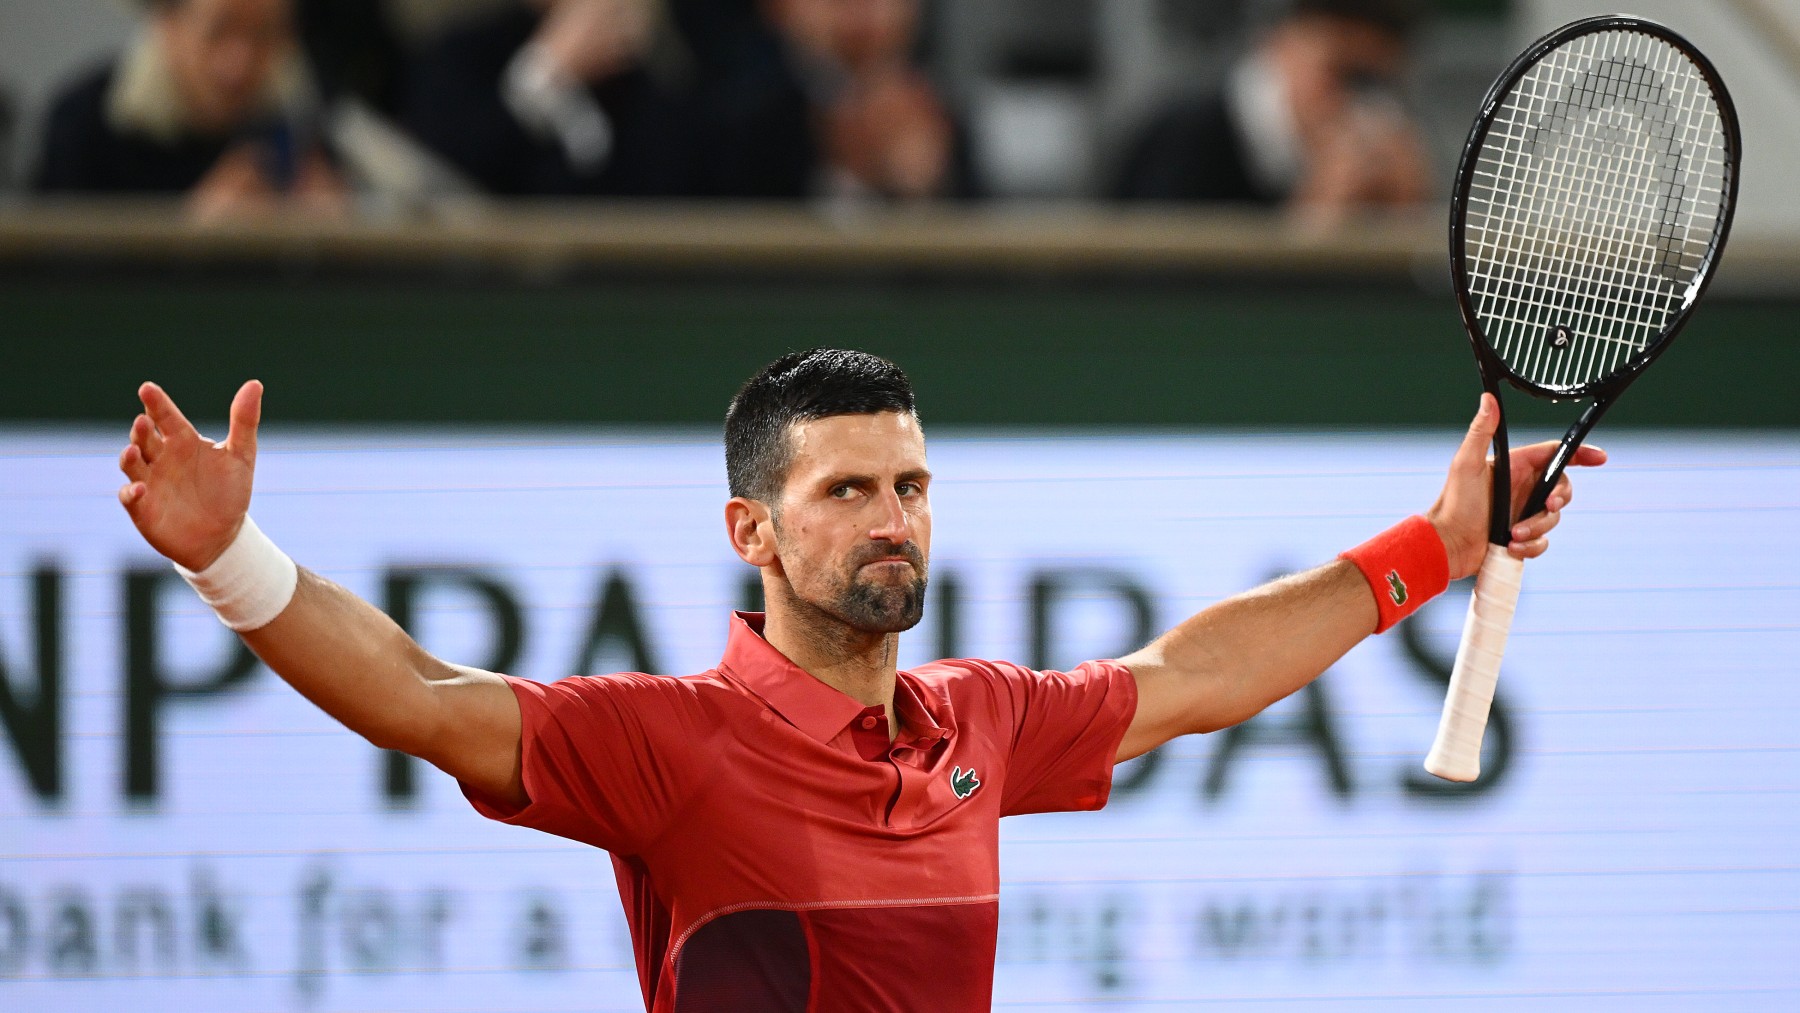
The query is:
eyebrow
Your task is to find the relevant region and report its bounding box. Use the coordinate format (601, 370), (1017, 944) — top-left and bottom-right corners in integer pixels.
(821, 468), (933, 488)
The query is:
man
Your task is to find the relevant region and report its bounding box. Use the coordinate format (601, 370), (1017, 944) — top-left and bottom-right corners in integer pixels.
(116, 349), (1597, 1010)
(400, 0), (700, 196)
(1114, 0), (1429, 221)
(35, 0), (348, 219)
(692, 0), (978, 200)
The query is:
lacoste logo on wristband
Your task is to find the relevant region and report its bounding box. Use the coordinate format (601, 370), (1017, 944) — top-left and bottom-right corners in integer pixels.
(951, 766), (981, 800)
(1338, 516), (1447, 634)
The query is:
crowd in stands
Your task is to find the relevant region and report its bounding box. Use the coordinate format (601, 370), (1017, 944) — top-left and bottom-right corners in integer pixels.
(30, 0), (1427, 221)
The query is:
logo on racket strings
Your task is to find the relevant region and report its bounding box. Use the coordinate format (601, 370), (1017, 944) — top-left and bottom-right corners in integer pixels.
(1385, 570), (1408, 607)
(1549, 324), (1573, 350)
(951, 766), (981, 800)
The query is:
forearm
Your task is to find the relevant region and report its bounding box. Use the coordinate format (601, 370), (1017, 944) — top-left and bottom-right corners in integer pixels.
(1120, 561), (1376, 747)
(121, 382), (526, 804)
(1114, 399), (1598, 760)
(239, 567), (456, 756)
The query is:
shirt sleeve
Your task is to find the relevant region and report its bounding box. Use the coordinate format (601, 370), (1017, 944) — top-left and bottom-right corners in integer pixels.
(460, 673), (709, 855)
(992, 659), (1139, 817)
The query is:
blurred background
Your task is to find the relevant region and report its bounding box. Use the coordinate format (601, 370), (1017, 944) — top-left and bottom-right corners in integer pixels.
(2, 0), (1798, 1010)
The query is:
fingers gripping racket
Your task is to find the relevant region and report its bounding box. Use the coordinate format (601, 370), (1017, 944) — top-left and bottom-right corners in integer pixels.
(1424, 16), (1740, 781)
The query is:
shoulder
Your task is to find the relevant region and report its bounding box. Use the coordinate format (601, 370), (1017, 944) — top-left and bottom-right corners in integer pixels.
(1150, 91), (1236, 147)
(905, 657), (1040, 711)
(42, 60), (116, 132)
(907, 657), (1029, 688)
(908, 657), (1136, 709)
(912, 656), (1131, 686)
(521, 668), (734, 706)
(34, 60), (126, 191)
(1114, 91), (1246, 200)
(506, 669), (753, 748)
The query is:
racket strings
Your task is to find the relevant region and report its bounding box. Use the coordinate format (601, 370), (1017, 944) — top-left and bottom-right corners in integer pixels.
(1476, 32), (1682, 387)
(1462, 28), (1729, 392)
(1489, 35), (1690, 385)
(1477, 32), (1723, 387)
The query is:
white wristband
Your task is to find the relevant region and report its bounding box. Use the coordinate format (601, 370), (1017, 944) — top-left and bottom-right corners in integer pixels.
(174, 516), (299, 632)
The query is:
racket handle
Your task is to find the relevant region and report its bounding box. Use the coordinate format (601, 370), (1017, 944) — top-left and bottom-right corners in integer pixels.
(1424, 544), (1524, 782)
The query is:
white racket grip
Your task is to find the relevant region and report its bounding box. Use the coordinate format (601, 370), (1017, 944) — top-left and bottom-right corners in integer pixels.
(1424, 545), (1524, 782)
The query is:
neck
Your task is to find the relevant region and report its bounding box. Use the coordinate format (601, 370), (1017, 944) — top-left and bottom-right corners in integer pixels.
(762, 583), (899, 711)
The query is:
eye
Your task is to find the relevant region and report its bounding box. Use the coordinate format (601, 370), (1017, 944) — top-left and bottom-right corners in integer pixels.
(897, 482), (923, 497)
(830, 484), (855, 499)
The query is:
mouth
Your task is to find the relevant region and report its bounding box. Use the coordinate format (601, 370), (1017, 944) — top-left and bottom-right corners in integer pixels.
(855, 542), (925, 576)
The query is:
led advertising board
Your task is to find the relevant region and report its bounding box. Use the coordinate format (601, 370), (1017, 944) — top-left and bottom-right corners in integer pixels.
(3, 430), (1797, 1011)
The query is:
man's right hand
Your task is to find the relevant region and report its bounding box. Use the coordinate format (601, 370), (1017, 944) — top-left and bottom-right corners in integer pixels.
(118, 378), (528, 807)
(118, 380), (263, 571)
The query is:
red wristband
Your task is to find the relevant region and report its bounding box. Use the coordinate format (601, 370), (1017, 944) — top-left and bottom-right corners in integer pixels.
(1339, 515), (1450, 634)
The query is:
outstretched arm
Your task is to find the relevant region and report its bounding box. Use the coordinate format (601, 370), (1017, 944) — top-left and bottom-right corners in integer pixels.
(117, 381), (527, 807)
(1115, 394), (1607, 761)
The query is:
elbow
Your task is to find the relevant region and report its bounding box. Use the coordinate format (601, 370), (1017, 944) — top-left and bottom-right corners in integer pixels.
(362, 687), (448, 760)
(363, 725), (414, 755)
(362, 716), (430, 757)
(1190, 716), (1233, 736)
(370, 648), (456, 759)
(365, 719), (452, 764)
(1189, 705), (1255, 735)
(1188, 694), (1265, 736)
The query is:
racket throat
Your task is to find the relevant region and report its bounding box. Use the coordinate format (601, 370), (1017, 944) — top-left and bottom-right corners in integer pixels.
(1487, 393), (1513, 546)
(1520, 399), (1610, 521)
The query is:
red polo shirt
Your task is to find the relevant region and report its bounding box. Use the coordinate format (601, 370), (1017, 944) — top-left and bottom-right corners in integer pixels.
(463, 611), (1137, 1012)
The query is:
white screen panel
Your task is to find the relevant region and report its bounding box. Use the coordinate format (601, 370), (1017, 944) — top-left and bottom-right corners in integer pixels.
(2, 429), (1796, 1011)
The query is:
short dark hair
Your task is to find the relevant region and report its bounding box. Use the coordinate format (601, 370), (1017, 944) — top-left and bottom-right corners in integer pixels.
(724, 348), (917, 504)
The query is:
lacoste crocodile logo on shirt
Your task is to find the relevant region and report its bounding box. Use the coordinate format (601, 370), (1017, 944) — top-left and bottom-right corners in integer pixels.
(951, 766), (980, 800)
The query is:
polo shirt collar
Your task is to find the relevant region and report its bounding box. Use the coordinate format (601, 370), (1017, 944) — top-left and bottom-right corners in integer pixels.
(720, 611), (951, 747)
(721, 611), (868, 743)
(892, 674), (950, 747)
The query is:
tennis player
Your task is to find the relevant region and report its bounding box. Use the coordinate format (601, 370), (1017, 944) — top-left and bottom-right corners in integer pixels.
(116, 348), (1600, 1011)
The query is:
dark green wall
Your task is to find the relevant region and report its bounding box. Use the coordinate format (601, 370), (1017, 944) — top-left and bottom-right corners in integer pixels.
(6, 276), (1792, 429)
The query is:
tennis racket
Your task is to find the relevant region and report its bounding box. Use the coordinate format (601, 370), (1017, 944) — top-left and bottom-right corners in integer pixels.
(1424, 15), (1740, 782)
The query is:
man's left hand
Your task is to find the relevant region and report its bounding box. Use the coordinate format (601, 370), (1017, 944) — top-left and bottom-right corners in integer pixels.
(1427, 393), (1609, 580)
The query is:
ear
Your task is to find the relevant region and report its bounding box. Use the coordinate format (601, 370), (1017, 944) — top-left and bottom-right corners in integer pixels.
(726, 496), (778, 568)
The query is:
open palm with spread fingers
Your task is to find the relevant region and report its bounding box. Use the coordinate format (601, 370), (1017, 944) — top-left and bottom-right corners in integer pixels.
(118, 380), (264, 572)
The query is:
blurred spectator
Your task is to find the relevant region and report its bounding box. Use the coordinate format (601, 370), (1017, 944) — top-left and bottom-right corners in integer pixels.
(0, 87), (16, 191)
(33, 0), (348, 220)
(695, 0), (978, 201)
(400, 0), (700, 196)
(1113, 0), (1428, 219)
(294, 0), (407, 114)
(386, 0), (523, 42)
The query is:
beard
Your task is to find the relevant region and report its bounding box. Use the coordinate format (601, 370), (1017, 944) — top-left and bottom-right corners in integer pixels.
(839, 559), (928, 632)
(782, 536), (929, 634)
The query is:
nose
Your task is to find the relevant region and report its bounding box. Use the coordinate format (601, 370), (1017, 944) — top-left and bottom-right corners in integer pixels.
(868, 486), (911, 544)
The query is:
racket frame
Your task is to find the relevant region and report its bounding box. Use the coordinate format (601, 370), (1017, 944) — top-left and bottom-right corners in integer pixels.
(1427, 14), (1740, 781)
(1447, 14), (1742, 536)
